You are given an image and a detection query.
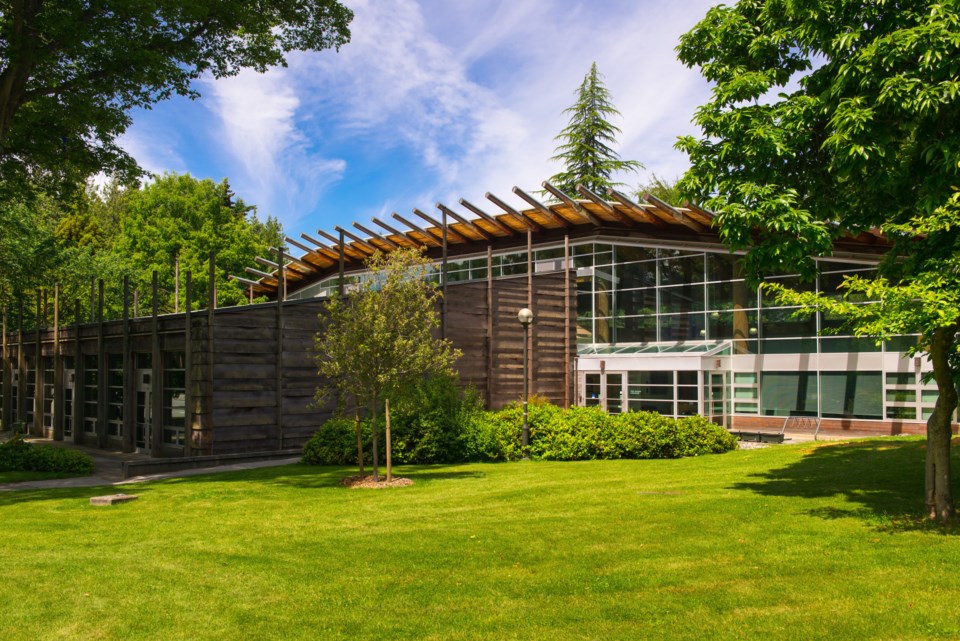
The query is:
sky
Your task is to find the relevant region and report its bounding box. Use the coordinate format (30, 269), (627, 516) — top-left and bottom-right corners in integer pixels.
(119, 0), (719, 241)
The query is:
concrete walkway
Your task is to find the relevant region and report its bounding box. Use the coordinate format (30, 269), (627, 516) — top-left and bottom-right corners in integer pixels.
(0, 436), (301, 492)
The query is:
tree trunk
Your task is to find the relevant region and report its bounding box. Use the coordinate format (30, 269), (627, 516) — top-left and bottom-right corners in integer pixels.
(925, 325), (957, 521)
(370, 392), (380, 482)
(354, 404), (364, 479)
(385, 397), (392, 483)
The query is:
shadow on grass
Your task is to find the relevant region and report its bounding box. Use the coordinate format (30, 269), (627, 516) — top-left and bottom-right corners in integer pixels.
(263, 463), (486, 490)
(731, 438), (960, 534)
(0, 462), (486, 505)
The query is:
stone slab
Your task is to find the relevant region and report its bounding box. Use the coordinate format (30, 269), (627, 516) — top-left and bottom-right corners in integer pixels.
(90, 493), (139, 506)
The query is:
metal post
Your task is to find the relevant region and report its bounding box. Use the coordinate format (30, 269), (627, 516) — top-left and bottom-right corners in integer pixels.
(517, 307), (533, 460)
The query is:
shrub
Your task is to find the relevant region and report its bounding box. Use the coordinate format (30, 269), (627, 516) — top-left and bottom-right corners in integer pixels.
(302, 417), (371, 466)
(303, 394), (738, 466)
(0, 435), (94, 475)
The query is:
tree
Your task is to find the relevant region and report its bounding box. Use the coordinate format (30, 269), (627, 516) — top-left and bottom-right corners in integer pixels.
(548, 62), (642, 195)
(0, 0), (352, 193)
(113, 173), (282, 311)
(637, 174), (682, 205)
(676, 0), (960, 521)
(314, 248), (461, 482)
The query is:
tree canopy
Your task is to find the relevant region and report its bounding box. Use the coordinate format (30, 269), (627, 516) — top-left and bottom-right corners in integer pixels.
(548, 62), (642, 195)
(0, 0), (352, 194)
(677, 0), (960, 520)
(314, 248), (461, 481)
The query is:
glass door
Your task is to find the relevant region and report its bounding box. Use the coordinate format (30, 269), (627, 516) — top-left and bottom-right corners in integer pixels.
(135, 369), (152, 453)
(704, 371), (728, 427)
(582, 372), (624, 413)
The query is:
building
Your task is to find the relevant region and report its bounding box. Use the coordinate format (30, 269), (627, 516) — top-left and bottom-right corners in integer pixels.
(0, 183), (938, 458)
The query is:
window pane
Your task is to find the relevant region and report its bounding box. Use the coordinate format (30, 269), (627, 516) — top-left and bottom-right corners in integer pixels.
(616, 261), (657, 290)
(761, 372), (818, 416)
(821, 372), (882, 419)
(629, 371), (673, 385)
(660, 254), (705, 286)
(660, 284), (705, 314)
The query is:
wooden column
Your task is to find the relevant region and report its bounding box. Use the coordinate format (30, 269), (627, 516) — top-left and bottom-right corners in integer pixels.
(72, 299), (82, 445)
(526, 230), (534, 397)
(1, 305), (9, 430)
(150, 271), (162, 456)
(96, 280), (107, 448)
(89, 278), (96, 323)
(486, 245), (494, 407)
(122, 276), (134, 452)
(206, 253), (216, 450)
(441, 209), (448, 339)
(276, 247), (285, 450)
(338, 230), (345, 297)
(33, 292), (42, 436)
(564, 234), (571, 408)
(184, 271), (193, 456)
(53, 284), (63, 440)
(17, 300), (25, 430)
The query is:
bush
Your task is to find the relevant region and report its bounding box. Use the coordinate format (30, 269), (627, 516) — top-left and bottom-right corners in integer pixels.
(302, 393), (738, 466)
(0, 435), (95, 475)
(302, 417), (371, 466)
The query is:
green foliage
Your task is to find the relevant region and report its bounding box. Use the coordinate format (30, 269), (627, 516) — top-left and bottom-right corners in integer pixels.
(549, 62), (642, 195)
(303, 397), (739, 465)
(114, 173), (283, 310)
(302, 417), (370, 467)
(0, 436), (94, 475)
(677, 0), (960, 518)
(314, 248), (462, 474)
(636, 174), (683, 206)
(0, 1), (352, 196)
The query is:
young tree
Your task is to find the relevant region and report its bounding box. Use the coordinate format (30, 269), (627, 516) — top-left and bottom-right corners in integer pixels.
(677, 0), (960, 520)
(637, 174), (682, 205)
(314, 248), (461, 482)
(0, 1), (352, 193)
(548, 62), (642, 195)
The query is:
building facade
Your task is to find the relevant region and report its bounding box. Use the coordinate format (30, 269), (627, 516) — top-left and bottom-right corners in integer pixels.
(0, 186), (941, 457)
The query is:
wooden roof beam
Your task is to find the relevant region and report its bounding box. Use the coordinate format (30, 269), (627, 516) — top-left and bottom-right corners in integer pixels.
(229, 275), (270, 289)
(642, 193), (707, 233)
(437, 203), (492, 241)
(334, 225), (380, 254)
(353, 222), (400, 250)
(606, 188), (668, 228)
(268, 248), (320, 272)
(245, 266), (277, 280)
(575, 184), (635, 227)
(378, 215), (441, 247)
(413, 208), (467, 243)
(392, 213), (445, 245)
(252, 257), (305, 281)
(681, 202), (717, 227)
(459, 198), (517, 236)
(542, 181), (603, 227)
(297, 234), (350, 262)
(285, 236), (335, 264)
(316, 229), (373, 258)
(486, 192), (543, 232)
(511, 186), (570, 228)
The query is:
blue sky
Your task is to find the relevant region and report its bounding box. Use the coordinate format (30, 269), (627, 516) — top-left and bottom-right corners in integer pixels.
(119, 0), (718, 240)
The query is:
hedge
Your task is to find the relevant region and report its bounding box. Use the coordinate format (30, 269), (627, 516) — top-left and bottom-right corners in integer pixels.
(303, 396), (738, 466)
(0, 436), (95, 475)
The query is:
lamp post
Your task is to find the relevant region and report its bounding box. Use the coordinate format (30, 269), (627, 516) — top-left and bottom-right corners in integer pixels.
(517, 307), (534, 460)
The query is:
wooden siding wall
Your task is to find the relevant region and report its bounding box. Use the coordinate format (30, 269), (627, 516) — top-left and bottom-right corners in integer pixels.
(0, 269), (577, 455)
(445, 271), (576, 410)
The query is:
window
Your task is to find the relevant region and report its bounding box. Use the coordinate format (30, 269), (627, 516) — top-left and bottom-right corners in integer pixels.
(162, 352), (186, 446)
(821, 372), (882, 419)
(761, 372), (818, 417)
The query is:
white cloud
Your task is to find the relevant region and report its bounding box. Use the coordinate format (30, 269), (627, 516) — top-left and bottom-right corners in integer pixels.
(203, 67), (347, 229)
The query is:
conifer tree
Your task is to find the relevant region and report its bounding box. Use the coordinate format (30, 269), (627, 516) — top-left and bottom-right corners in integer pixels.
(548, 62), (642, 195)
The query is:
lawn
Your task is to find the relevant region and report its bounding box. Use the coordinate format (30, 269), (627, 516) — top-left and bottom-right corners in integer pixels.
(1, 438), (959, 640)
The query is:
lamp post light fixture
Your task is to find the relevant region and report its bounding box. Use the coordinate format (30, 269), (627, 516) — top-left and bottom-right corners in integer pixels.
(517, 307), (534, 460)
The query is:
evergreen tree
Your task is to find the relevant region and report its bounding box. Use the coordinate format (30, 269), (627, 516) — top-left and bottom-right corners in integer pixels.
(548, 62), (642, 195)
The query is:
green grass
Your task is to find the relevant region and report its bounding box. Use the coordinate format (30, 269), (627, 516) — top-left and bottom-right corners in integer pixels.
(2, 438), (959, 640)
